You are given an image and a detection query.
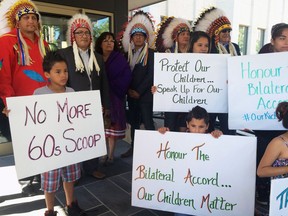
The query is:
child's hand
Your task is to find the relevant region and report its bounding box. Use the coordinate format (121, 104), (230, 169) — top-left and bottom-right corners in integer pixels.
(210, 129), (223, 138)
(2, 107), (10, 117)
(151, 86), (157, 94)
(158, 127), (169, 134)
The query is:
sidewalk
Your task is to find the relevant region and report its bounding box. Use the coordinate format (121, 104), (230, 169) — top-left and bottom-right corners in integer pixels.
(0, 139), (174, 216)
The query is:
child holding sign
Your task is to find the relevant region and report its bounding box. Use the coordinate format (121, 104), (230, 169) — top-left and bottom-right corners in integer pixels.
(34, 51), (86, 216)
(257, 102), (288, 179)
(158, 105), (222, 216)
(158, 105), (222, 138)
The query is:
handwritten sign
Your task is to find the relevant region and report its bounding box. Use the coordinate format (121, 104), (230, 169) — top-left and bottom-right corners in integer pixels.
(132, 130), (256, 215)
(153, 53), (229, 113)
(6, 90), (106, 179)
(228, 52), (288, 130)
(270, 178), (288, 216)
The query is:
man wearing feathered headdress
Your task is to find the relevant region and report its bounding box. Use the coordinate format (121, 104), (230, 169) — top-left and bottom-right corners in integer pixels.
(0, 0), (48, 196)
(194, 7), (241, 56)
(58, 13), (109, 180)
(118, 10), (155, 157)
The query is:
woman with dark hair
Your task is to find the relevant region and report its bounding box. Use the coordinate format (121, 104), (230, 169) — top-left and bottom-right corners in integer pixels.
(257, 102), (288, 179)
(95, 32), (132, 163)
(190, 31), (211, 53)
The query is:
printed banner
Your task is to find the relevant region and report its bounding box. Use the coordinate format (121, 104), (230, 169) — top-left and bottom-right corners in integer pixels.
(153, 53), (229, 113)
(132, 130), (256, 215)
(228, 52), (288, 130)
(7, 90), (106, 179)
(270, 178), (288, 216)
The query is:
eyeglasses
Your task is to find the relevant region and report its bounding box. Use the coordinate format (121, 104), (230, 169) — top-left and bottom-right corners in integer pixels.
(221, 29), (232, 33)
(74, 31), (91, 36)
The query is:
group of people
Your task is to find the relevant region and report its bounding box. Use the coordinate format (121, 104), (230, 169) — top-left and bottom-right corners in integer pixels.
(1, 0), (288, 215)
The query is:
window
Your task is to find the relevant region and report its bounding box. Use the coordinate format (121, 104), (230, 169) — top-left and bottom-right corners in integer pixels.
(256, 28), (265, 53)
(35, 2), (113, 49)
(41, 13), (70, 50)
(238, 25), (248, 55)
(85, 11), (112, 40)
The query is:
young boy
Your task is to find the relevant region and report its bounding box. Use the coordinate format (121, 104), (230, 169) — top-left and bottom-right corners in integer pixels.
(159, 105), (222, 138)
(159, 106), (222, 216)
(34, 51), (86, 216)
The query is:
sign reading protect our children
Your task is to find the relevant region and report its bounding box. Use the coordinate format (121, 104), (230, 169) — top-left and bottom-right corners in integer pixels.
(270, 178), (288, 216)
(153, 53), (229, 113)
(132, 130), (256, 216)
(6, 90), (106, 179)
(228, 52), (288, 130)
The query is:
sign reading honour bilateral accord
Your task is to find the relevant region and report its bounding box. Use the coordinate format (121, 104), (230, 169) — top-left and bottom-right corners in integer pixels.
(132, 130), (256, 216)
(228, 52), (288, 130)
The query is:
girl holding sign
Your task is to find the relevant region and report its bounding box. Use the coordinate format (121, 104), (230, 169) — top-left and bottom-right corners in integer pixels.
(257, 102), (288, 179)
(154, 18), (213, 132)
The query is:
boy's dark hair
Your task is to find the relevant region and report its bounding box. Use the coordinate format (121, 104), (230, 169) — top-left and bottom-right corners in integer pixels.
(271, 23), (288, 40)
(42, 51), (67, 73)
(186, 105), (209, 125)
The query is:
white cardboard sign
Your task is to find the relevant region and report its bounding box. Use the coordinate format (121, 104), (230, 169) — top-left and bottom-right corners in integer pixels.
(270, 178), (288, 216)
(6, 90), (106, 179)
(228, 52), (288, 130)
(132, 130), (256, 215)
(153, 53), (229, 113)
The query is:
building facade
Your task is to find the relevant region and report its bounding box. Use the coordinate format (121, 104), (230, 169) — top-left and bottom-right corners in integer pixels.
(141, 0), (288, 54)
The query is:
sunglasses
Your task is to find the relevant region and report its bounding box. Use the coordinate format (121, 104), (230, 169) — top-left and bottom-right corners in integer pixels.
(221, 29), (232, 33)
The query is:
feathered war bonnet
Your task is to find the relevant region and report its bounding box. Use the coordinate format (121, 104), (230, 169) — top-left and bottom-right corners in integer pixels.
(194, 7), (237, 55)
(118, 10), (155, 66)
(155, 16), (191, 53)
(67, 13), (100, 74)
(0, 0), (46, 65)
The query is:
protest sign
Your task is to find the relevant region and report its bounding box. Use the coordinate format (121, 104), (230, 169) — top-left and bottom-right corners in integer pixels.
(270, 178), (288, 216)
(6, 90), (106, 179)
(132, 130), (256, 215)
(228, 52), (288, 130)
(153, 53), (229, 113)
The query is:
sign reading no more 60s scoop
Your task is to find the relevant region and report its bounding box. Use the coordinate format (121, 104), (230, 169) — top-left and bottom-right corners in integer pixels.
(6, 90), (106, 179)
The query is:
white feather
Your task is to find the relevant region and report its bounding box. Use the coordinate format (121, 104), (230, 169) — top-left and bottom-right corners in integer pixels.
(0, 0), (19, 36)
(194, 7), (225, 33)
